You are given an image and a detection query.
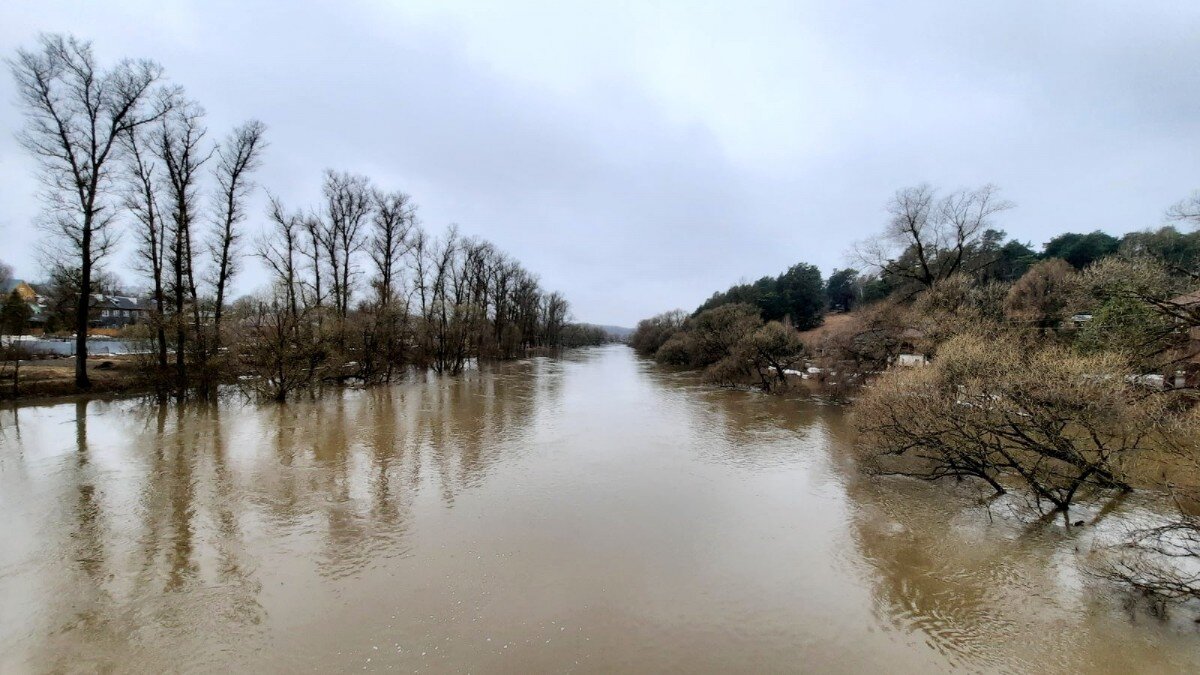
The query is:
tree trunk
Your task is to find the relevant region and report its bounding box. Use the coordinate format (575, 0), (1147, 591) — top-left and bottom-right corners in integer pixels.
(75, 234), (92, 390)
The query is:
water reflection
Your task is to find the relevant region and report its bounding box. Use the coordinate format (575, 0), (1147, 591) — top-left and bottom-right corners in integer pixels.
(0, 346), (1197, 673)
(843, 439), (1200, 673)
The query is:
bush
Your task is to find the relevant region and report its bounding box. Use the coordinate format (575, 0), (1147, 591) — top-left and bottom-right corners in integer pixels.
(686, 303), (761, 367)
(630, 310), (687, 356)
(654, 332), (694, 366)
(855, 333), (1162, 512)
(1004, 259), (1081, 328)
(742, 321), (806, 391)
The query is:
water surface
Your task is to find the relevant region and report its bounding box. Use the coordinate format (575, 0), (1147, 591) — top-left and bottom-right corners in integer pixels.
(1, 345), (1197, 672)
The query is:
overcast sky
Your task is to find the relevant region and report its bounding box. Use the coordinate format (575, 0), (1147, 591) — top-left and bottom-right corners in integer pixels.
(2, 1), (1198, 326)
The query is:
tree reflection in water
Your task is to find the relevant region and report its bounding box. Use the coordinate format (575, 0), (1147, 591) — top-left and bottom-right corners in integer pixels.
(1, 347), (1199, 673)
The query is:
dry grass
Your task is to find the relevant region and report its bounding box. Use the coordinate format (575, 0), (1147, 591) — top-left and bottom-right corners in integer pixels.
(1, 354), (148, 399)
(797, 311), (856, 346)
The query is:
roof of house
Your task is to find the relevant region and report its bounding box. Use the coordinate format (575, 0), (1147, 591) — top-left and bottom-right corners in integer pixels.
(93, 294), (154, 311)
(0, 278), (30, 294)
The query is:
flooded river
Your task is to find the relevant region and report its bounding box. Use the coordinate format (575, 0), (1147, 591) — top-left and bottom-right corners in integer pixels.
(1, 345), (1197, 673)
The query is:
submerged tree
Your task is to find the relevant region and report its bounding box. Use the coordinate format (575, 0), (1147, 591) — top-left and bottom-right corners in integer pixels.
(241, 170), (574, 395)
(230, 290), (319, 402)
(122, 123), (171, 376)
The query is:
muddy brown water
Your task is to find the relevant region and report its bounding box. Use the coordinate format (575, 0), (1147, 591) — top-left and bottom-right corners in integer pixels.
(1, 345), (1198, 673)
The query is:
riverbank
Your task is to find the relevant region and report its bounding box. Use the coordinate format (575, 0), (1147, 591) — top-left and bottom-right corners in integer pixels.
(0, 345), (587, 403)
(0, 354), (150, 400)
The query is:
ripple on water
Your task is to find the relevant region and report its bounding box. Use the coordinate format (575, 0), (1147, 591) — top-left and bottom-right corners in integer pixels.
(1, 346), (1198, 673)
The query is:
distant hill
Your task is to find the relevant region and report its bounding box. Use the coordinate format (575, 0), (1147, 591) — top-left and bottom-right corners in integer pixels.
(597, 325), (634, 340)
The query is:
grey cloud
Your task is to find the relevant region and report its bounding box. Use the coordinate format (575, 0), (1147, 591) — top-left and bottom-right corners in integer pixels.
(2, 0), (1199, 325)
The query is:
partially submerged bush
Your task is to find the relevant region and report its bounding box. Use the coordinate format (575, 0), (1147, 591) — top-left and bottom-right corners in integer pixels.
(1094, 406), (1200, 605)
(654, 331), (694, 366)
(651, 304), (760, 369)
(630, 310), (687, 356)
(743, 321), (806, 391)
(648, 305), (806, 392)
(856, 334), (1164, 512)
(687, 304), (762, 368)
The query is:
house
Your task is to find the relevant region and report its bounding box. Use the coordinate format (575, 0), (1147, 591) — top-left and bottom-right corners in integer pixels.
(0, 278), (48, 328)
(895, 327), (929, 366)
(91, 294), (154, 328)
(0, 278), (37, 302)
(2, 278), (156, 332)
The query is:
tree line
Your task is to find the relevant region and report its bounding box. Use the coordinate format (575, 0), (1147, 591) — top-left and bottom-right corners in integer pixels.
(7, 34), (580, 399)
(629, 262), (831, 390)
(241, 180), (574, 401)
(633, 181), (1200, 392)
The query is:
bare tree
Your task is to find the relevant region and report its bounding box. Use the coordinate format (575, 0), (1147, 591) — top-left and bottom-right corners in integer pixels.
(322, 170), (374, 319)
(453, 237), (493, 363)
(937, 185), (1011, 278)
(541, 291), (569, 347)
(512, 270), (542, 350)
(155, 98), (210, 395)
(369, 189), (416, 308)
(9, 34), (169, 388)
(1167, 190), (1200, 229)
(488, 255), (513, 353)
(210, 120), (266, 346)
(855, 184), (1013, 290)
(426, 227), (460, 373)
(260, 196), (302, 319)
(301, 213), (325, 313)
(121, 125), (169, 374)
(363, 189), (417, 380)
